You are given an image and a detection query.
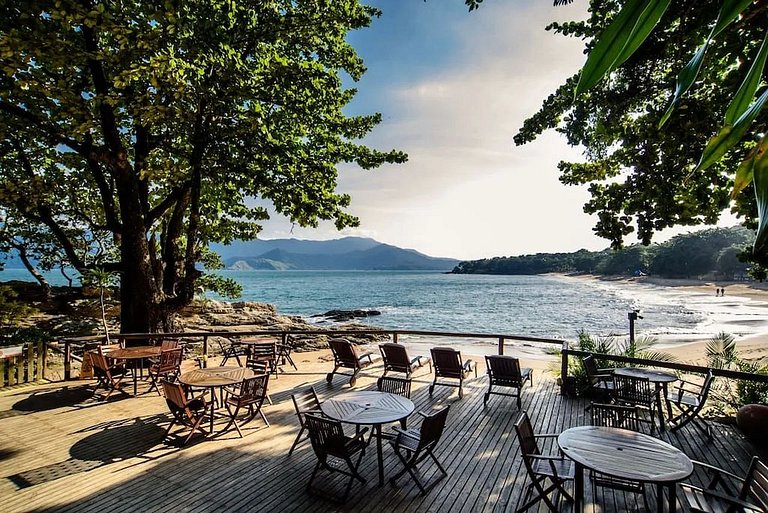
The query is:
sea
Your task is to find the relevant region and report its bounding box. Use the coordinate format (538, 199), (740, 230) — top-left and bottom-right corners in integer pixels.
(4, 268), (767, 357)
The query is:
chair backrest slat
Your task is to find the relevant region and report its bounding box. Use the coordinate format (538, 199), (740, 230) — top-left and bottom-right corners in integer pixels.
(418, 406), (450, 451)
(329, 339), (359, 366)
(305, 414), (346, 458)
(613, 375), (653, 403)
(158, 348), (183, 372)
(514, 411), (540, 457)
(583, 355), (600, 384)
(292, 387), (321, 416)
(91, 352), (109, 374)
(380, 343), (409, 369)
(743, 457), (768, 508)
(160, 339), (180, 351)
(249, 342), (277, 358)
(589, 402), (642, 432)
(162, 381), (187, 409)
(239, 374), (270, 404)
(377, 376), (412, 398)
(486, 355), (523, 385)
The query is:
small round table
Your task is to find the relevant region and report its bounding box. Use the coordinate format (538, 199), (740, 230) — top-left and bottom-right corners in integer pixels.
(320, 391), (415, 486)
(106, 346), (161, 395)
(179, 366), (255, 433)
(614, 367), (677, 428)
(558, 426), (693, 513)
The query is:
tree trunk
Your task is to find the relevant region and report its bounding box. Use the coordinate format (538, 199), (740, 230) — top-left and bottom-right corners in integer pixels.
(14, 244), (51, 298)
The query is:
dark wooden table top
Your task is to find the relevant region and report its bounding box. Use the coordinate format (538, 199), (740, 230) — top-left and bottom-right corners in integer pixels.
(320, 391), (415, 426)
(106, 346), (161, 360)
(558, 426), (693, 483)
(178, 366), (255, 388)
(614, 367), (678, 384)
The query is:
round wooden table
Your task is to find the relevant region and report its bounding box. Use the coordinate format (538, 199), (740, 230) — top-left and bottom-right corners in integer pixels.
(179, 366), (255, 433)
(614, 367), (677, 428)
(106, 346), (161, 395)
(321, 391), (415, 486)
(558, 426), (693, 513)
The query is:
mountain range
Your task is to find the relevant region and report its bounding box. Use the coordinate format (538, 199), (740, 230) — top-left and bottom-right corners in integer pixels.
(211, 237), (459, 271)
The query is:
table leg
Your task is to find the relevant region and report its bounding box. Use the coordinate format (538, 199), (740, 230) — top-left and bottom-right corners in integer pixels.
(656, 384), (666, 431)
(575, 462), (584, 512)
(656, 483), (664, 513)
(133, 362), (138, 396)
(376, 424), (384, 486)
(210, 388), (215, 434)
(668, 484), (677, 513)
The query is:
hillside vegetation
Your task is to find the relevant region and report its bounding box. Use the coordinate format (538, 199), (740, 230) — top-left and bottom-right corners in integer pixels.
(451, 227), (753, 279)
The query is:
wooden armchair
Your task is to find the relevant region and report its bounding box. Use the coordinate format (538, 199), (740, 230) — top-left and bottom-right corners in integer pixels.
(379, 342), (431, 377)
(681, 456), (767, 513)
(428, 347), (477, 399)
(246, 341), (279, 377)
(90, 350), (130, 400)
(222, 374), (271, 437)
(326, 339), (376, 387)
(484, 355), (532, 408)
(277, 336), (298, 370)
(666, 370), (714, 437)
(514, 410), (574, 513)
(218, 338), (247, 366)
(147, 348), (183, 395)
(161, 380), (208, 446)
(377, 375), (412, 398)
(612, 374), (658, 432)
(288, 386), (322, 455)
(305, 413), (368, 503)
(389, 406), (451, 495)
(582, 354), (614, 398)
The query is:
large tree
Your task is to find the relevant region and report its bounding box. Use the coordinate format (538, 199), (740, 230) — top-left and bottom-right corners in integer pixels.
(515, 0), (768, 265)
(0, 0), (405, 332)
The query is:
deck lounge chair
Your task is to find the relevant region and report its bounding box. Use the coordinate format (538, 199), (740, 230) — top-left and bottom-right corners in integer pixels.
(514, 411), (574, 513)
(305, 414), (368, 503)
(681, 456), (768, 513)
(389, 406), (451, 495)
(379, 343), (431, 377)
(428, 347), (477, 399)
(484, 355), (532, 408)
(326, 339), (376, 387)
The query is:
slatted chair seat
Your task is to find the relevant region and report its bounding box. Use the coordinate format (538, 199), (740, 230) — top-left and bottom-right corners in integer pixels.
(379, 343), (431, 378)
(681, 457), (768, 513)
(429, 347), (477, 399)
(667, 370), (715, 438)
(390, 406), (451, 495)
(514, 410), (575, 513)
(326, 339), (377, 387)
(305, 414), (368, 503)
(484, 355), (533, 408)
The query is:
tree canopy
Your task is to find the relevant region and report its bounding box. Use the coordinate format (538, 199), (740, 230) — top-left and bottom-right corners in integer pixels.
(0, 0), (405, 332)
(515, 0), (767, 270)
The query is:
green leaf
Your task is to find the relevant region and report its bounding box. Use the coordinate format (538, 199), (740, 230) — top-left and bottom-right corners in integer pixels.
(725, 30), (768, 125)
(575, 0), (671, 96)
(697, 87), (768, 171)
(659, 32), (713, 127)
(732, 134), (768, 198)
(712, 0), (754, 37)
(754, 141), (768, 251)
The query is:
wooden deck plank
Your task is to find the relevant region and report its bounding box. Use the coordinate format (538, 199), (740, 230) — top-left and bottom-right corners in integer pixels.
(0, 368), (762, 513)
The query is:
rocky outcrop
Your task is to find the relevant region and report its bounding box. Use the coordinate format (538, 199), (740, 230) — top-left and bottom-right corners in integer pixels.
(311, 309), (382, 322)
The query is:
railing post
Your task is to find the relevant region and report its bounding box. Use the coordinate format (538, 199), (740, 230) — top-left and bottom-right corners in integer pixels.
(41, 341), (47, 381)
(560, 340), (569, 395)
(64, 339), (72, 381)
(202, 335), (209, 368)
(392, 333), (398, 344)
(498, 337), (504, 355)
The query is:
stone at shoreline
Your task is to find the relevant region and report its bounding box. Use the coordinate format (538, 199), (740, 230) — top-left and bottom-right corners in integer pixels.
(311, 309), (382, 322)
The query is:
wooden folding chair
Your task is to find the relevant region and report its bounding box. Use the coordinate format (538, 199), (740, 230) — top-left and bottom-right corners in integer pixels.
(218, 338), (247, 366)
(484, 355), (532, 408)
(613, 374), (658, 431)
(246, 341), (279, 377)
(429, 347), (477, 398)
(666, 369), (714, 438)
(682, 456), (768, 513)
(289, 386), (322, 455)
(221, 374), (270, 437)
(326, 339), (376, 387)
(377, 375), (412, 398)
(582, 354), (614, 398)
(389, 406), (451, 495)
(161, 380), (208, 446)
(379, 343), (431, 377)
(147, 348), (183, 395)
(90, 351), (130, 400)
(514, 411), (574, 513)
(305, 414), (368, 503)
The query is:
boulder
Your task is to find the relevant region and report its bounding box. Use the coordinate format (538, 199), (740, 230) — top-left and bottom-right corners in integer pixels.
(736, 403), (768, 446)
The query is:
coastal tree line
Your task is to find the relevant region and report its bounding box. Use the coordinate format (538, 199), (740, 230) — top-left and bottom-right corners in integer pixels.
(451, 226), (754, 279)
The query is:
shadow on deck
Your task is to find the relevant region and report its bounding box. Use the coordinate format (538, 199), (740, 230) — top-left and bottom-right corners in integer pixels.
(0, 364), (761, 513)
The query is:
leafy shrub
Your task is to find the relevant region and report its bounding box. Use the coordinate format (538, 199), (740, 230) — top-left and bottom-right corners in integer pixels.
(706, 332), (768, 414)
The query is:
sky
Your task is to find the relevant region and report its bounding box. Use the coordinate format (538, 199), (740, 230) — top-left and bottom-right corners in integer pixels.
(255, 0), (736, 261)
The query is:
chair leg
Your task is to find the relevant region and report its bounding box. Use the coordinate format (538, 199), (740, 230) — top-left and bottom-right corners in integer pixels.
(288, 425), (306, 455)
(221, 404), (244, 438)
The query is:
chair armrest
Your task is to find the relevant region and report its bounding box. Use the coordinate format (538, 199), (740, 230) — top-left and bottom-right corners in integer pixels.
(392, 427), (420, 440)
(534, 433), (559, 439)
(691, 460), (745, 484)
(680, 484), (762, 512)
(350, 428), (369, 443)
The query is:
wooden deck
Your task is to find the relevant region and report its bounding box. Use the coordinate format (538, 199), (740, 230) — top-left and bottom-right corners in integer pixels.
(0, 359), (762, 513)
